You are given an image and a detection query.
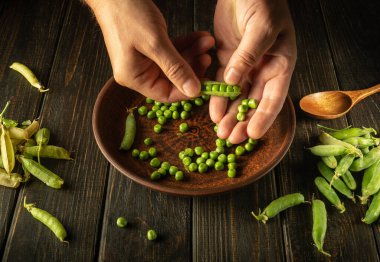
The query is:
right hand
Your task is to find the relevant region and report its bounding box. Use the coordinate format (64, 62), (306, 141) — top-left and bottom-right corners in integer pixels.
(88, 0), (215, 102)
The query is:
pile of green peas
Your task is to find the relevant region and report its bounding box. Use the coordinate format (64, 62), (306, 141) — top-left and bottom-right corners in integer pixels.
(236, 98), (258, 122)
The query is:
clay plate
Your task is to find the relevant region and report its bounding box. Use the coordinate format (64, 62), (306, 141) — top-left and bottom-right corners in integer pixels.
(92, 78), (296, 196)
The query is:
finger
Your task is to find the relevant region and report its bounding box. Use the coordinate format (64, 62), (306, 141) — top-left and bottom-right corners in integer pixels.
(224, 22), (278, 84)
(190, 54), (212, 77)
(247, 75), (290, 139)
(180, 36), (214, 62)
(209, 67), (228, 123)
(172, 31), (213, 51)
(228, 121), (249, 144)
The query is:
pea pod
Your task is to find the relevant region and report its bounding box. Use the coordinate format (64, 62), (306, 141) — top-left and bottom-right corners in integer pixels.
(315, 177), (345, 213)
(329, 127), (376, 140)
(308, 145), (348, 157)
(321, 156), (337, 169)
(18, 156), (63, 189)
(319, 132), (362, 157)
(0, 156), (3, 168)
(120, 108), (136, 151)
(361, 147), (370, 155)
(317, 161), (354, 201)
(251, 193), (305, 224)
(0, 169), (22, 188)
(312, 199), (331, 257)
(359, 160), (380, 204)
(10, 62), (49, 92)
(8, 126), (29, 140)
(1, 125), (15, 174)
(2, 118), (18, 128)
(201, 81), (241, 98)
(24, 120), (40, 138)
(350, 147), (380, 172)
(342, 137), (377, 148)
(35, 128), (50, 163)
(341, 170), (356, 191)
(332, 154), (355, 184)
(24, 197), (67, 242)
(21, 145), (71, 160)
(362, 190), (380, 224)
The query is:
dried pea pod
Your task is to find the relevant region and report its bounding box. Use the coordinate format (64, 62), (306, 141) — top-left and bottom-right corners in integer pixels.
(362, 190), (380, 224)
(312, 199), (331, 257)
(10, 62), (49, 92)
(350, 147), (380, 172)
(8, 126), (29, 140)
(321, 156), (337, 169)
(359, 160), (380, 204)
(24, 120), (40, 138)
(308, 145), (348, 157)
(319, 132), (362, 157)
(201, 81), (241, 98)
(332, 154), (355, 184)
(18, 156), (63, 189)
(251, 193), (305, 224)
(315, 176), (345, 213)
(21, 145), (72, 160)
(2, 118), (18, 128)
(1, 125), (15, 174)
(0, 169), (22, 188)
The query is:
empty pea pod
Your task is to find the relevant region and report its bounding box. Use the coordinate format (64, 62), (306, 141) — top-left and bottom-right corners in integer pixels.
(21, 145), (72, 160)
(24, 120), (40, 138)
(2, 118), (18, 128)
(319, 132), (362, 157)
(24, 197), (67, 242)
(362, 190), (380, 224)
(341, 170), (356, 191)
(314, 176), (345, 213)
(18, 156), (63, 189)
(8, 126), (29, 140)
(350, 147), (380, 172)
(0, 169), (22, 188)
(10, 62), (49, 92)
(308, 145), (348, 157)
(359, 160), (380, 204)
(251, 193), (305, 224)
(201, 81), (241, 98)
(342, 137), (376, 148)
(1, 125), (15, 174)
(312, 199), (331, 257)
(120, 108), (136, 151)
(332, 154), (355, 184)
(317, 161), (354, 201)
(0, 156), (3, 168)
(321, 156), (337, 169)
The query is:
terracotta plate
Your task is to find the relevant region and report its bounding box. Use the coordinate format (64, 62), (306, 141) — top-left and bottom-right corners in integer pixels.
(92, 78), (296, 196)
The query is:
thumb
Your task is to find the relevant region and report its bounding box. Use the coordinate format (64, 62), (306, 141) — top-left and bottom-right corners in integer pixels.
(144, 35), (201, 98)
(224, 22), (278, 84)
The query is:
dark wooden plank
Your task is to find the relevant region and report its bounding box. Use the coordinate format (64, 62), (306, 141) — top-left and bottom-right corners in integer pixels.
(98, 1), (193, 261)
(276, 0), (379, 260)
(320, 0), (380, 257)
(2, 0), (112, 260)
(0, 0), (68, 255)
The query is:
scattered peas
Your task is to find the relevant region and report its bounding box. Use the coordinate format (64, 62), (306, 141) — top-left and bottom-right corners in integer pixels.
(147, 111), (156, 119)
(178, 151), (186, 160)
(182, 157), (192, 166)
(146, 97), (154, 104)
(175, 171), (184, 181)
(144, 138), (153, 146)
(183, 103), (192, 112)
(226, 140), (233, 148)
(150, 171), (161, 180)
(138, 106), (148, 116)
(189, 163), (198, 172)
(116, 217), (128, 228)
(158, 116), (167, 125)
(217, 154), (227, 163)
(164, 110), (172, 118)
(238, 104), (248, 113)
(201, 152), (209, 159)
(161, 161), (170, 171)
(235, 146), (245, 156)
(215, 146), (225, 154)
(180, 111), (190, 120)
(169, 166), (178, 176)
(160, 105), (168, 111)
(236, 112), (246, 122)
(213, 125), (218, 133)
(209, 151), (219, 160)
(184, 148), (194, 157)
(157, 167), (167, 176)
(248, 98), (258, 109)
(172, 111), (180, 119)
(194, 98), (204, 106)
(179, 123), (189, 133)
(194, 146), (204, 155)
(154, 101), (162, 106)
(131, 149), (140, 157)
(155, 110), (163, 117)
(205, 159), (215, 167)
(139, 151), (149, 160)
(147, 229), (157, 241)
(245, 142), (255, 152)
(228, 163), (237, 169)
(148, 147), (157, 157)
(214, 161), (224, 171)
(227, 154), (236, 163)
(154, 124), (163, 133)
(227, 169), (236, 178)
(196, 157), (206, 165)
(241, 99), (249, 106)
(151, 105), (160, 111)
(215, 138), (226, 147)
(198, 163), (208, 173)
(150, 157), (161, 168)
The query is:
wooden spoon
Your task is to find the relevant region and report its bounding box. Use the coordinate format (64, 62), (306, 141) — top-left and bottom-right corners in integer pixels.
(299, 84), (380, 119)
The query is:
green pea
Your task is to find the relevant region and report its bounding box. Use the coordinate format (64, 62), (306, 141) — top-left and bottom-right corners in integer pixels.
(196, 157), (206, 165)
(117, 217), (128, 228)
(198, 163), (208, 173)
(175, 171), (184, 181)
(144, 138), (153, 146)
(252, 193), (305, 224)
(226, 85), (234, 92)
(131, 149), (140, 158)
(201, 94), (210, 101)
(312, 199), (331, 257)
(183, 103), (192, 112)
(172, 102), (181, 107)
(147, 229), (157, 240)
(164, 110), (172, 118)
(146, 98), (154, 104)
(179, 123), (189, 133)
(227, 169), (236, 178)
(138, 106), (148, 116)
(219, 84), (226, 92)
(180, 111), (190, 120)
(248, 98), (258, 109)
(156, 110), (163, 117)
(172, 111), (180, 120)
(154, 124), (163, 133)
(215, 146), (225, 154)
(241, 99), (249, 106)
(194, 98), (204, 106)
(362, 190), (380, 224)
(158, 116), (167, 125)
(235, 146), (245, 156)
(314, 177), (345, 213)
(169, 105), (177, 112)
(182, 157), (192, 166)
(160, 105), (168, 111)
(238, 104), (248, 113)
(161, 161), (170, 171)
(151, 105), (160, 111)
(148, 147), (157, 157)
(209, 151), (218, 160)
(215, 138), (226, 147)
(194, 146), (204, 155)
(236, 112), (246, 121)
(214, 161), (224, 171)
(150, 157), (161, 168)
(150, 171), (161, 180)
(226, 140), (233, 148)
(189, 163), (198, 172)
(245, 142), (255, 152)
(201, 82), (241, 98)
(157, 167), (167, 176)
(206, 159), (215, 167)
(212, 84), (219, 92)
(164, 102), (170, 106)
(217, 154), (227, 163)
(248, 138), (257, 145)
(206, 85), (212, 91)
(180, 100), (187, 106)
(178, 151), (186, 160)
(228, 163), (237, 169)
(154, 101), (162, 106)
(227, 154), (236, 163)
(184, 148), (194, 157)
(201, 152), (209, 159)
(147, 111), (156, 119)
(213, 125), (218, 133)
(139, 151), (149, 160)
(169, 166), (178, 176)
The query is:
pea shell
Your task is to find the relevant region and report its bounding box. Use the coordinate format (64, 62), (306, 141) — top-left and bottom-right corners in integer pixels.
(362, 190), (380, 224)
(314, 176), (345, 213)
(0, 169), (22, 188)
(35, 128), (50, 146)
(350, 147), (380, 172)
(308, 145), (348, 157)
(1, 125), (15, 174)
(10, 62), (48, 92)
(312, 199), (331, 257)
(22, 145), (72, 160)
(120, 109), (136, 151)
(8, 126), (29, 140)
(24, 120), (40, 138)
(319, 132), (362, 157)
(359, 160), (380, 204)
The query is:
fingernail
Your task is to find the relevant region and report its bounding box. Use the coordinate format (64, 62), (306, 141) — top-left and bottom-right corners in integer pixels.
(183, 79), (200, 97)
(225, 67), (241, 84)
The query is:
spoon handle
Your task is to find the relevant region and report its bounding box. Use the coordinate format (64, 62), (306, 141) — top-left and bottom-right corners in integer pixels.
(346, 84), (380, 105)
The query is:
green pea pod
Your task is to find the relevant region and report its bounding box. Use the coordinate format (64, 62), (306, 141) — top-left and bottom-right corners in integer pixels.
(362, 190), (380, 224)
(332, 154), (355, 184)
(21, 120), (32, 126)
(2, 118), (18, 128)
(35, 128), (50, 145)
(120, 108), (136, 151)
(342, 137), (377, 148)
(24, 120), (39, 138)
(321, 156), (337, 169)
(201, 81), (241, 98)
(317, 162), (354, 201)
(0, 169), (22, 188)
(319, 132), (362, 157)
(350, 147), (380, 172)
(315, 177), (345, 213)
(18, 156), (64, 189)
(312, 199), (331, 257)
(341, 170), (356, 191)
(251, 193), (305, 224)
(8, 126), (29, 140)
(24, 198), (67, 242)
(10, 62), (49, 92)
(330, 127), (376, 140)
(1, 125), (15, 174)
(361, 147), (370, 155)
(308, 145), (348, 157)
(21, 145), (71, 160)
(359, 160), (380, 204)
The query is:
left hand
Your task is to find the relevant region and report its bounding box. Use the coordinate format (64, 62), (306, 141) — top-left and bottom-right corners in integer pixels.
(211, 0), (297, 143)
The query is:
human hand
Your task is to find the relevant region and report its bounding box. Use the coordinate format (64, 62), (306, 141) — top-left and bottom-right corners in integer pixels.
(87, 0), (214, 102)
(211, 0), (297, 143)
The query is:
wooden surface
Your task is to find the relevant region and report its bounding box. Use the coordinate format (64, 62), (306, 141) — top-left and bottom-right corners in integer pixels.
(0, 0), (380, 261)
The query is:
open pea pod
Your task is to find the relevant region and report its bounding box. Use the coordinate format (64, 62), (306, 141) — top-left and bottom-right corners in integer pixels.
(24, 120), (40, 138)
(0, 169), (22, 188)
(8, 126), (29, 140)
(1, 125), (15, 174)
(201, 81), (241, 98)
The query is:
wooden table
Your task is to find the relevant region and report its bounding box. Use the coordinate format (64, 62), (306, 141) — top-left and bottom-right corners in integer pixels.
(1, 0), (380, 261)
